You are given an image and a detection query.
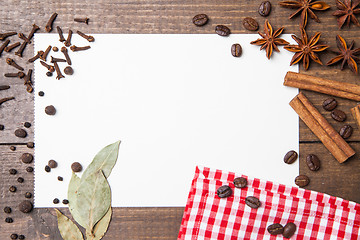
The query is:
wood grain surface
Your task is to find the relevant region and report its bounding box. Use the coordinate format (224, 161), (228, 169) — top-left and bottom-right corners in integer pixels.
(0, 0), (360, 239)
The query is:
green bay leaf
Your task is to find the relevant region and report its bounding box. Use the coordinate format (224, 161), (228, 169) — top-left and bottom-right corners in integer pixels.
(68, 172), (87, 228)
(85, 207), (112, 240)
(55, 208), (84, 240)
(76, 170), (111, 231)
(82, 140), (121, 180)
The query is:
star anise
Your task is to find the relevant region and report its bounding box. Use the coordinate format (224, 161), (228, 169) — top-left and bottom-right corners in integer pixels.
(279, 0), (331, 28)
(333, 0), (360, 28)
(327, 35), (360, 73)
(250, 20), (289, 59)
(284, 28), (329, 70)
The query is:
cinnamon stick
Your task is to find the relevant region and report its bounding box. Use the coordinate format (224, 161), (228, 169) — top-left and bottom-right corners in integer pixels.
(284, 71), (360, 101)
(290, 92), (355, 163)
(351, 105), (360, 131)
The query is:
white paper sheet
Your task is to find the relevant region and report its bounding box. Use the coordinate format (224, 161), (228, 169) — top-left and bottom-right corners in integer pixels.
(34, 34), (299, 207)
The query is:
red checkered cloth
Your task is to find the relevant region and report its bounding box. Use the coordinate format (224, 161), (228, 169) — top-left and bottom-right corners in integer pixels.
(178, 166), (360, 240)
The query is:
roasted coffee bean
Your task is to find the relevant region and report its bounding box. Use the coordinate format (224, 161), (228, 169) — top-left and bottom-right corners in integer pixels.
(215, 25), (231, 36)
(53, 198), (60, 204)
(283, 222), (296, 238)
(26, 167), (34, 172)
(46, 71), (53, 77)
(258, 1), (271, 16)
(5, 217), (13, 223)
(26, 142), (34, 148)
(71, 162), (83, 172)
(19, 235), (25, 240)
(19, 200), (33, 213)
(10, 146), (16, 151)
(58, 176), (63, 181)
(9, 186), (17, 192)
(64, 66), (74, 75)
(192, 14), (209, 26)
(245, 196), (261, 209)
(306, 154), (320, 171)
(48, 159), (58, 168)
(267, 223), (284, 235)
(0, 124), (4, 130)
(25, 192), (32, 198)
(339, 125), (353, 139)
(9, 169), (17, 175)
(331, 109), (346, 122)
(45, 165), (51, 172)
(62, 199), (69, 204)
(45, 105), (56, 115)
(231, 44), (242, 57)
(295, 175), (310, 187)
(284, 150), (298, 164)
(322, 98), (337, 111)
(10, 233), (18, 239)
(4, 206), (12, 213)
(17, 177), (24, 183)
(243, 17), (259, 31)
(233, 177), (247, 188)
(20, 153), (33, 164)
(24, 122), (31, 128)
(217, 185), (233, 198)
(38, 91), (44, 96)
(14, 128), (27, 138)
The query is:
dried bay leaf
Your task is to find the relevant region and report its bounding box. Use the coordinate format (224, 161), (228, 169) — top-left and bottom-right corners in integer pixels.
(55, 208), (84, 240)
(82, 140), (121, 180)
(76, 170), (111, 231)
(85, 207), (112, 240)
(68, 172), (87, 228)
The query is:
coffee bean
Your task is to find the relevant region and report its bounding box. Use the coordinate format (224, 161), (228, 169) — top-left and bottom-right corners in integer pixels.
(64, 66), (74, 75)
(14, 128), (27, 138)
(17, 177), (24, 183)
(306, 154), (320, 171)
(26, 142), (34, 148)
(26, 167), (34, 172)
(4, 206), (12, 213)
(233, 177), (247, 188)
(48, 160), (58, 168)
(331, 109), (346, 122)
(46, 71), (53, 77)
(5, 217), (13, 223)
(339, 125), (353, 139)
(20, 153), (33, 164)
(38, 91), (44, 96)
(24, 122), (31, 128)
(231, 44), (242, 57)
(25, 192), (32, 198)
(215, 25), (231, 36)
(267, 223), (284, 235)
(10, 146), (16, 151)
(71, 162), (83, 172)
(295, 175), (310, 187)
(245, 196), (261, 209)
(258, 1), (271, 16)
(45, 105), (56, 115)
(283, 150), (298, 164)
(283, 222), (296, 238)
(9, 169), (17, 175)
(243, 17), (259, 31)
(0, 124), (4, 130)
(19, 235), (25, 240)
(217, 185), (232, 198)
(322, 98), (337, 111)
(10, 233), (18, 239)
(45, 165), (51, 172)
(19, 200), (33, 213)
(192, 14), (209, 26)
(9, 186), (17, 192)
(62, 199), (69, 204)
(58, 176), (63, 181)
(53, 198), (60, 204)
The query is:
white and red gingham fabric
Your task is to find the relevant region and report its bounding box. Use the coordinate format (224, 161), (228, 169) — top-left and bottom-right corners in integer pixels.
(178, 166), (360, 240)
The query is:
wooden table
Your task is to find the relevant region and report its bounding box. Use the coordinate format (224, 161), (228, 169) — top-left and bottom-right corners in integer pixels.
(1, 0), (360, 239)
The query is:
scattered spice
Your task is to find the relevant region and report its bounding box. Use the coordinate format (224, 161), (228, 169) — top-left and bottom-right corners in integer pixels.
(40, 45), (52, 61)
(5, 217), (14, 223)
(333, 0), (360, 28)
(19, 200), (33, 213)
(53, 46), (59, 52)
(58, 176), (63, 181)
(4, 206), (12, 213)
(62, 199), (69, 204)
(60, 47), (71, 65)
(25, 192), (32, 198)
(64, 66), (74, 75)
(74, 17), (89, 24)
(45, 105), (56, 115)
(10, 146), (16, 151)
(250, 20), (289, 59)
(71, 162), (83, 172)
(0, 124), (4, 130)
(19, 235), (25, 239)
(18, 33), (30, 43)
(0, 97), (15, 106)
(28, 51), (43, 62)
(27, 142), (34, 148)
(326, 35), (360, 74)
(48, 160), (58, 168)
(9, 186), (17, 192)
(70, 45), (91, 52)
(17, 177), (24, 183)
(45, 13), (58, 32)
(6, 58), (24, 71)
(0, 32), (16, 40)
(46, 71), (53, 77)
(9, 169), (17, 175)
(54, 62), (65, 80)
(20, 153), (33, 164)
(77, 30), (95, 42)
(0, 40), (10, 57)
(0, 85), (10, 90)
(45, 165), (51, 172)
(38, 91), (45, 97)
(14, 128), (27, 138)
(24, 122), (31, 128)
(64, 29), (73, 47)
(10, 233), (18, 239)
(53, 198), (60, 204)
(40, 61), (55, 72)
(26, 167), (34, 173)
(51, 56), (66, 63)
(284, 28), (329, 70)
(56, 26), (65, 42)
(4, 42), (20, 52)
(4, 72), (25, 78)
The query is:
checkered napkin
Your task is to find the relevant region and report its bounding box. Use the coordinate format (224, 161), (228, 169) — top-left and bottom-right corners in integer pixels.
(178, 166), (360, 240)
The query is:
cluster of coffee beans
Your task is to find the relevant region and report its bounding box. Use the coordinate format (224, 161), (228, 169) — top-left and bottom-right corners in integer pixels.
(267, 222), (297, 238)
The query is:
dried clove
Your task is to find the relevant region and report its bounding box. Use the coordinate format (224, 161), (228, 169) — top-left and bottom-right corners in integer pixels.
(61, 47), (71, 65)
(4, 42), (20, 52)
(76, 30), (95, 42)
(0, 97), (15, 106)
(64, 30), (73, 47)
(18, 33), (30, 43)
(28, 51), (44, 62)
(45, 13), (57, 32)
(56, 26), (65, 42)
(50, 56), (66, 63)
(4, 72), (25, 78)
(74, 17), (89, 24)
(0, 40), (10, 56)
(27, 24), (40, 41)
(0, 32), (16, 40)
(6, 58), (24, 71)
(24, 69), (33, 91)
(54, 62), (64, 80)
(0, 85), (10, 91)
(40, 45), (51, 61)
(40, 61), (55, 72)
(15, 41), (27, 57)
(70, 45), (91, 52)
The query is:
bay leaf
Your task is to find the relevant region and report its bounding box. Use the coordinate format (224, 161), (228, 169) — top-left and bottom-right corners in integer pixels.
(85, 207), (112, 240)
(68, 172), (87, 228)
(82, 140), (121, 180)
(55, 208), (84, 240)
(76, 170), (111, 231)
